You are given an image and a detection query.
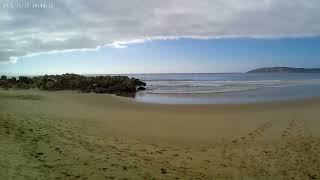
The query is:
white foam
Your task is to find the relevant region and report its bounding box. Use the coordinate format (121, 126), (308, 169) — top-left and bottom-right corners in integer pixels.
(144, 79), (320, 94)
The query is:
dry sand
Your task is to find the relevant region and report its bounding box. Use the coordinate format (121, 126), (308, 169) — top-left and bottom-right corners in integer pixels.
(0, 89), (320, 179)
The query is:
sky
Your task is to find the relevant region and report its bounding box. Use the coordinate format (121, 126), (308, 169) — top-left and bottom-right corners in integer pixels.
(0, 0), (320, 75)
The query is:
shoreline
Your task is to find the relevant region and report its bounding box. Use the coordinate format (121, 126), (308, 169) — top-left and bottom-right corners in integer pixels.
(4, 87), (320, 106)
(1, 89), (320, 179)
(3, 88), (320, 112)
(137, 94), (320, 106)
(136, 83), (320, 105)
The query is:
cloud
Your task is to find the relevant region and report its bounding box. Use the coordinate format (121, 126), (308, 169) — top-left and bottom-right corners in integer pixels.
(1, 0), (320, 63)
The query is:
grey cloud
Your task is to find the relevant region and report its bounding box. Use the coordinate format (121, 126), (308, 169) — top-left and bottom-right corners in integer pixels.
(1, 0), (320, 62)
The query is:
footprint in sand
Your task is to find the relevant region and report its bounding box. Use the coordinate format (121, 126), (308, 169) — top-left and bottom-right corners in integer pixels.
(172, 153), (179, 157)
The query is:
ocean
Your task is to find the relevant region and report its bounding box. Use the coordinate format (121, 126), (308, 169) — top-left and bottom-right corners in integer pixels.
(126, 73), (320, 104)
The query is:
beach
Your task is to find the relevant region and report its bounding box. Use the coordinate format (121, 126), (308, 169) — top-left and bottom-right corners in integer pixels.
(1, 89), (320, 179)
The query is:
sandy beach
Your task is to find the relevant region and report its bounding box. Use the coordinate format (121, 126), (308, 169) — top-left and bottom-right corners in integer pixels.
(1, 89), (320, 179)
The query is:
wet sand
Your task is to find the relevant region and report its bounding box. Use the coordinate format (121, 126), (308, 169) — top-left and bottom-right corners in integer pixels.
(1, 89), (320, 179)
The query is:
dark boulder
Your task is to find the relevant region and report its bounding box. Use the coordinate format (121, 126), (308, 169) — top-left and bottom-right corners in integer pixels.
(94, 87), (107, 93)
(18, 76), (33, 84)
(0, 77), (16, 89)
(1, 75), (7, 80)
(16, 83), (32, 89)
(1, 83), (12, 90)
(138, 86), (146, 90)
(8, 77), (16, 83)
(0, 80), (6, 86)
(133, 78), (147, 86)
(0, 80), (10, 90)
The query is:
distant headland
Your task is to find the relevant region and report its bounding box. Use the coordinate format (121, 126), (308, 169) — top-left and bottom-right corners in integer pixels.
(247, 67), (320, 73)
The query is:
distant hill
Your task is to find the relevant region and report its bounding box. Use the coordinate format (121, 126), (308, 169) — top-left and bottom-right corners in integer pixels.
(247, 67), (320, 73)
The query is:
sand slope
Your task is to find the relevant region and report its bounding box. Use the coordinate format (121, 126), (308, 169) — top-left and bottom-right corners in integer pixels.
(0, 89), (320, 179)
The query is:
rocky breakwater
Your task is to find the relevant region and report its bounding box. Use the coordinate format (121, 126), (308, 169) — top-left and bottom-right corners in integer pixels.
(0, 74), (146, 97)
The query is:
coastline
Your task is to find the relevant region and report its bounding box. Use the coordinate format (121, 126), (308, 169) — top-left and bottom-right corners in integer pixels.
(1, 89), (320, 179)
(136, 84), (320, 104)
(133, 73), (320, 104)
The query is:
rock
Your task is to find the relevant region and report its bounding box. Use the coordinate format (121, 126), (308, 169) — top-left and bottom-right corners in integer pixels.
(16, 83), (32, 89)
(138, 86), (146, 90)
(133, 78), (147, 86)
(1, 75), (7, 80)
(8, 77), (17, 83)
(0, 73), (146, 97)
(18, 76), (33, 84)
(45, 81), (55, 90)
(2, 83), (13, 90)
(94, 87), (107, 93)
(80, 87), (92, 93)
(0, 80), (6, 86)
(160, 168), (167, 174)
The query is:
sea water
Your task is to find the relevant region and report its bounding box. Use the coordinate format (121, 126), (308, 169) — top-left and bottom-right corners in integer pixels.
(127, 73), (320, 104)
